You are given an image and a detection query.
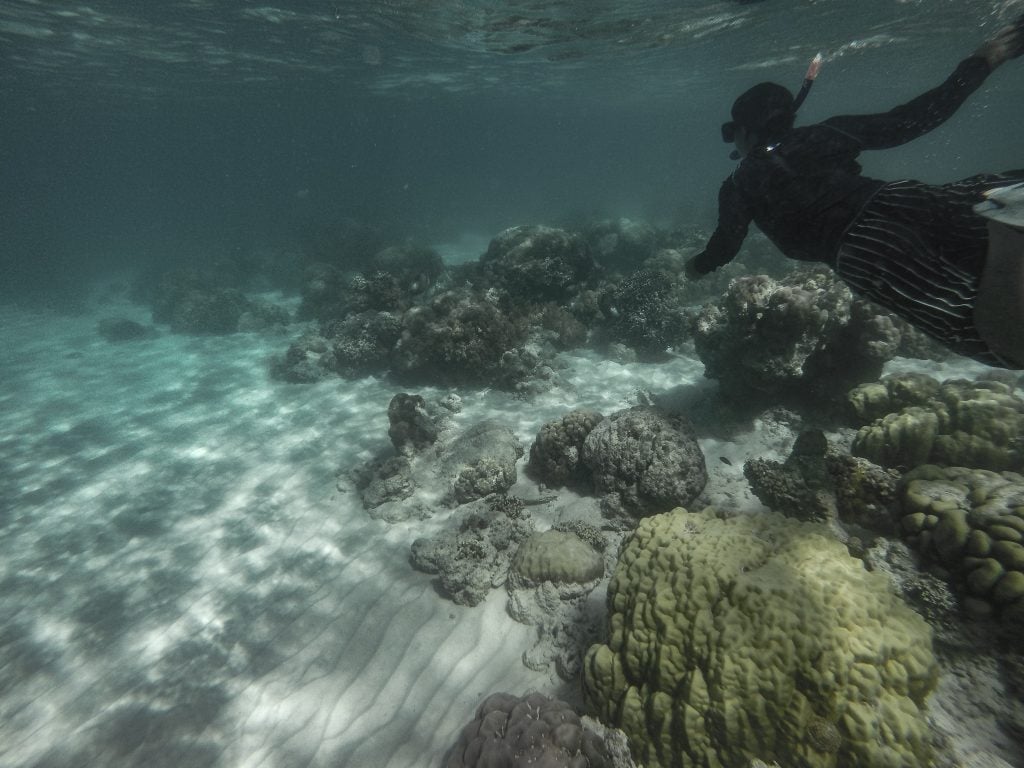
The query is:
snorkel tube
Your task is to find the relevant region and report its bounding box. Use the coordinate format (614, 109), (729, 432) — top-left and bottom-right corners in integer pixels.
(792, 52), (823, 111)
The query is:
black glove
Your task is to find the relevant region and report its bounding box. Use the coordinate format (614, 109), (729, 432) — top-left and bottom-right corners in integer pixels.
(684, 254), (707, 281)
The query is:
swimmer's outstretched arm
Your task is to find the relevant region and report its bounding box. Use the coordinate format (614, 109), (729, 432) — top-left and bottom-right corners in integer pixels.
(824, 13), (1024, 150)
(685, 177), (753, 279)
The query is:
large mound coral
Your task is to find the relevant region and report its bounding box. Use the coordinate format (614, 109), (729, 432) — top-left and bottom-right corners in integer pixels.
(583, 507), (938, 768)
(898, 464), (1024, 630)
(850, 375), (1024, 472)
(693, 269), (897, 401)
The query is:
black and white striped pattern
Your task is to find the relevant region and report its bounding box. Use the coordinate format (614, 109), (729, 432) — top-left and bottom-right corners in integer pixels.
(835, 173), (1024, 367)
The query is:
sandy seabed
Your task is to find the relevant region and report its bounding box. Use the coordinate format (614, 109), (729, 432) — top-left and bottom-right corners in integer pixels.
(0, 286), (1016, 768)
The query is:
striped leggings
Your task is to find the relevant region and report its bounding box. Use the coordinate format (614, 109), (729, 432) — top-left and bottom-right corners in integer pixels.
(835, 171), (1024, 368)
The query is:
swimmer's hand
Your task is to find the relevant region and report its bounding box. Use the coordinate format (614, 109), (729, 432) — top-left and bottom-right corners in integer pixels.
(975, 13), (1024, 69)
(684, 254), (707, 281)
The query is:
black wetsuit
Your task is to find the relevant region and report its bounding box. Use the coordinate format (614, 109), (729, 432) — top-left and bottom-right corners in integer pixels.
(692, 55), (1024, 367)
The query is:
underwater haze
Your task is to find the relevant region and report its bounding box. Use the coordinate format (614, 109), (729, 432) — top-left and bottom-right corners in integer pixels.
(3, 2), (1024, 768)
(3, 0), (1023, 297)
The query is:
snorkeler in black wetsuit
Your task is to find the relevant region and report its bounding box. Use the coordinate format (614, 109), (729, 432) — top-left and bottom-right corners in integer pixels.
(686, 15), (1024, 368)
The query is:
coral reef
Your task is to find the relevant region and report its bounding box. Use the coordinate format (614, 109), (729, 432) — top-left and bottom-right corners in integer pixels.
(581, 406), (706, 518)
(391, 289), (532, 388)
(530, 303), (589, 351)
(296, 243), (442, 323)
(480, 225), (600, 303)
(410, 495), (534, 606)
(510, 530), (604, 587)
(583, 507), (938, 768)
(387, 392), (439, 456)
(847, 372), (942, 424)
(444, 692), (621, 768)
(527, 410), (605, 489)
(442, 420), (524, 504)
(744, 427), (902, 532)
(898, 465), (1024, 630)
(850, 376), (1024, 472)
(506, 521), (612, 679)
(369, 242), (444, 295)
(327, 311), (403, 377)
(744, 429), (836, 522)
(595, 269), (689, 361)
(826, 453), (902, 534)
(352, 455), (415, 511)
(693, 269), (896, 402)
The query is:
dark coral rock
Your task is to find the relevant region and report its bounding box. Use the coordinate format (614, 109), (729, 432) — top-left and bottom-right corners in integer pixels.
(481, 225), (599, 303)
(693, 269), (895, 402)
(528, 410), (605, 489)
(370, 243), (444, 295)
(387, 393), (439, 455)
(325, 311), (402, 378)
(582, 406), (707, 518)
(97, 318), (151, 342)
(827, 453), (901, 534)
(445, 692), (614, 768)
(298, 251), (433, 324)
(392, 290), (531, 387)
(744, 429), (838, 523)
(343, 271), (406, 315)
(597, 269), (689, 361)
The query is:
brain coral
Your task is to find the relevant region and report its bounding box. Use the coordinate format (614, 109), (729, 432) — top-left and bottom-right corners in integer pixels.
(583, 507), (938, 768)
(899, 464), (1024, 630)
(511, 530), (604, 586)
